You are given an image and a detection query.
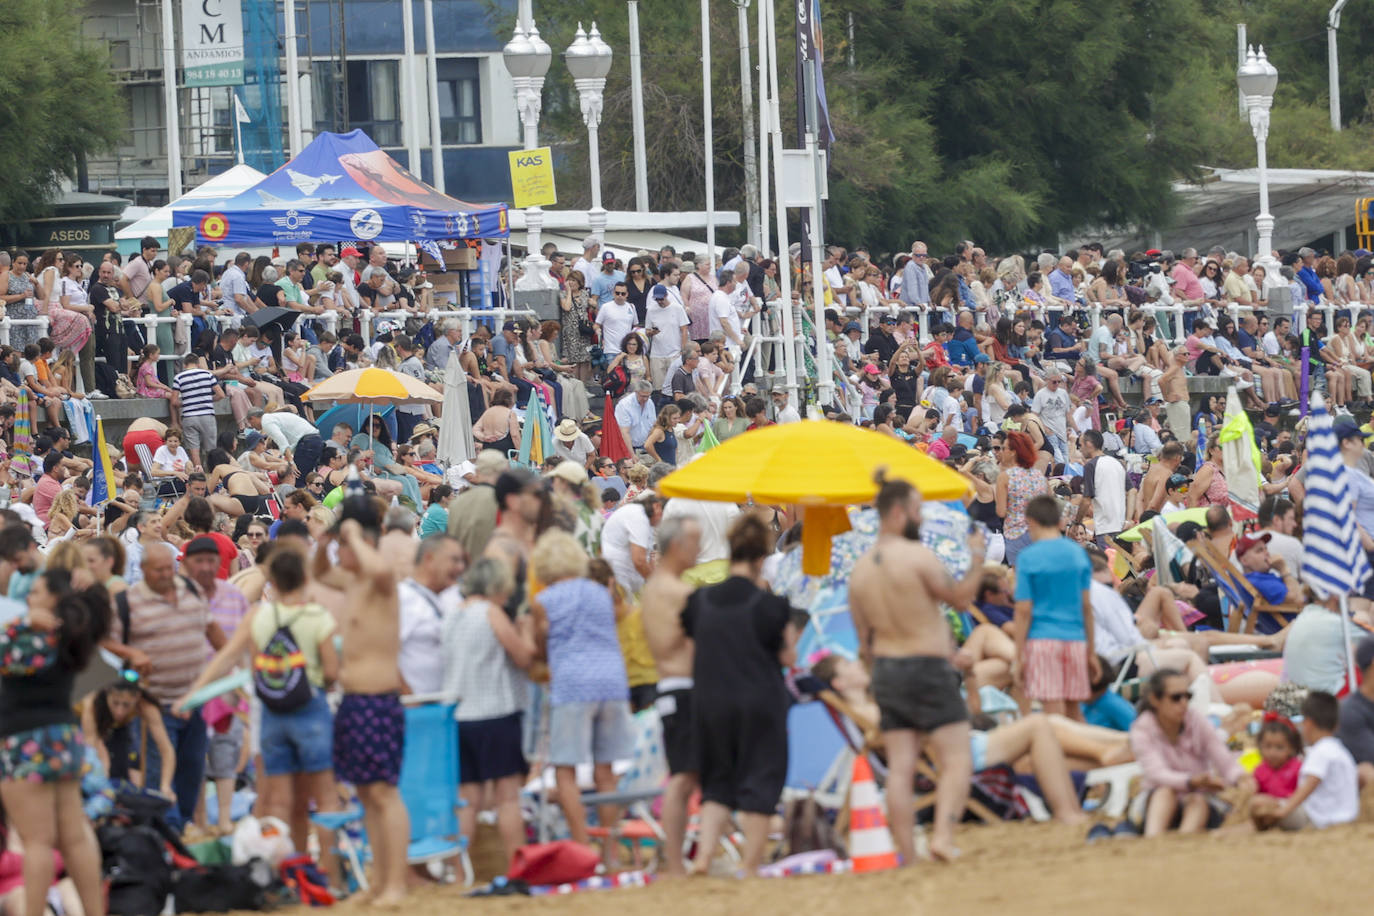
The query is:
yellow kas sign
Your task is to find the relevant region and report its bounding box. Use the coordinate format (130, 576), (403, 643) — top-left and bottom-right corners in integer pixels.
(508, 147), (557, 209)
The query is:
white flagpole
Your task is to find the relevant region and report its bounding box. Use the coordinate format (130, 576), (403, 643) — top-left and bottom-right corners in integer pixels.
(160, 0), (183, 198)
(423, 0), (446, 192)
(233, 91), (246, 165)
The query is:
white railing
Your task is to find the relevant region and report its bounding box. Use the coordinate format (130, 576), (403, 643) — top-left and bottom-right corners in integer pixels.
(357, 307), (538, 342)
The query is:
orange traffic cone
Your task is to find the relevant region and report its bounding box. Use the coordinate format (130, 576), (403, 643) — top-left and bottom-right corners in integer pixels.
(847, 755), (898, 873)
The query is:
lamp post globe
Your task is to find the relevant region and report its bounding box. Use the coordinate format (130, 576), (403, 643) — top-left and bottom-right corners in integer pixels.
(1237, 45), (1279, 283)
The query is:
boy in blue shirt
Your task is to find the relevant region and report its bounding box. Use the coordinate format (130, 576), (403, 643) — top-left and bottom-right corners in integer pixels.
(1013, 495), (1098, 719)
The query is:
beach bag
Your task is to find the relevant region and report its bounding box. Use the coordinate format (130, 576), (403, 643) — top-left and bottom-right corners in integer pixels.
(602, 362), (630, 399)
(95, 361), (121, 399)
(230, 816), (294, 868)
(115, 372), (138, 399)
(780, 798), (844, 858)
(99, 823), (173, 916)
(507, 841), (599, 886)
(279, 854), (335, 907)
(172, 859), (277, 912)
(251, 604), (313, 713)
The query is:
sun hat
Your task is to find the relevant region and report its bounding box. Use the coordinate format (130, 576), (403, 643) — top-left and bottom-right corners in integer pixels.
(554, 418), (581, 443)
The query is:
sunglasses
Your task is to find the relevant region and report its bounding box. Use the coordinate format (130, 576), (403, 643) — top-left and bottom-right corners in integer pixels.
(246, 531), (266, 539)
(990, 445), (1002, 452)
(629, 269), (643, 274)
(1165, 691), (1192, 703)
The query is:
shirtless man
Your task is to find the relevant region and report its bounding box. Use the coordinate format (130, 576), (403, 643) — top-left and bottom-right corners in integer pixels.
(313, 498), (410, 907)
(1138, 441), (1186, 519)
(483, 469), (542, 617)
(1159, 346), (1192, 443)
(638, 516), (702, 875)
(848, 477), (985, 865)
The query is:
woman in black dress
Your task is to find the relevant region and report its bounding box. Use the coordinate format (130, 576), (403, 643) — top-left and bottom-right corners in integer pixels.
(683, 514), (804, 875)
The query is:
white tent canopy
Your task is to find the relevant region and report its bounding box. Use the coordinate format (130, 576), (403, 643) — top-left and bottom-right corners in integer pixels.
(115, 164), (266, 242)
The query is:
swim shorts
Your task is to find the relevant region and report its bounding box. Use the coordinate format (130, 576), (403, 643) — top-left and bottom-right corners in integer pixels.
(332, 692), (405, 786)
(871, 656), (968, 733)
(654, 679), (696, 775)
(1023, 639), (1090, 702)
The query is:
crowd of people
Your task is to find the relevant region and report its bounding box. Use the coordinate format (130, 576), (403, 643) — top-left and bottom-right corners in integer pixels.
(0, 229), (1371, 912)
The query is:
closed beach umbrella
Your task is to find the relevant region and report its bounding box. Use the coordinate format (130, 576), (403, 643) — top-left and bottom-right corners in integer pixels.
(1219, 387), (1262, 518)
(437, 352), (474, 466)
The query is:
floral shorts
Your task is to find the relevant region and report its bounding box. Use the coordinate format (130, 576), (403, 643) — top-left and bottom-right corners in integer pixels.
(0, 724), (86, 784)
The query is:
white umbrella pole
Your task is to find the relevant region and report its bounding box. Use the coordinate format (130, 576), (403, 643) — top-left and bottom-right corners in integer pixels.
(1341, 592), (1358, 692)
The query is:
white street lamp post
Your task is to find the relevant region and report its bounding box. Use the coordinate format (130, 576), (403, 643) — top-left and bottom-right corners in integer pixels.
(566, 23), (614, 242)
(503, 20), (555, 288)
(1237, 44), (1279, 282)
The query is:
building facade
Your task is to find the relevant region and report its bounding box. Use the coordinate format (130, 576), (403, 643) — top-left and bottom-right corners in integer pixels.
(82, 0), (520, 207)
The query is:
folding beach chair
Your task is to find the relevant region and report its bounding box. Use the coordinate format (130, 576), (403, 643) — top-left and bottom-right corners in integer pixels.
(398, 700), (473, 886)
(783, 700), (856, 812)
(582, 708), (671, 868)
(1191, 540), (1301, 634)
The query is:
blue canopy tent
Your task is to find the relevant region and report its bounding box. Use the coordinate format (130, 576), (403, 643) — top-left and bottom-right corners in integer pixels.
(171, 130), (508, 245)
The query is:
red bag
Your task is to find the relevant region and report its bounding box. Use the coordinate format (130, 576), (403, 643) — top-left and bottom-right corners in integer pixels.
(507, 841), (599, 886)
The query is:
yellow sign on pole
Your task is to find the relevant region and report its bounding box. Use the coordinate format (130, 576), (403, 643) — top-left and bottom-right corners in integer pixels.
(508, 147), (557, 209)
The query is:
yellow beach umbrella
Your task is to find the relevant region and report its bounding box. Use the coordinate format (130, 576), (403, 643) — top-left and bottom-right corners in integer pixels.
(301, 367), (442, 404)
(657, 420), (970, 574)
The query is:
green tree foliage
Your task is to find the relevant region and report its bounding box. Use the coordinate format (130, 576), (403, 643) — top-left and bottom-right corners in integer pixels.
(0, 0), (125, 221)
(519, 0), (1372, 254)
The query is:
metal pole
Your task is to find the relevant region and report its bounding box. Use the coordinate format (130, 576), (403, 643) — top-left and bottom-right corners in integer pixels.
(764, 0), (794, 402)
(283, 0), (303, 156)
(627, 0), (649, 211)
(756, 0), (769, 256)
(701, 0), (715, 267)
(160, 0), (183, 198)
(1237, 22), (1247, 119)
(423, 0), (446, 191)
(735, 0), (759, 250)
(1329, 0), (1350, 131)
(401, 0), (422, 171)
(805, 59), (831, 407)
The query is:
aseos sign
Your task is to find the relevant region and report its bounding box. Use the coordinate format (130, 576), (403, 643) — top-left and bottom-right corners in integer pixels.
(182, 0), (245, 87)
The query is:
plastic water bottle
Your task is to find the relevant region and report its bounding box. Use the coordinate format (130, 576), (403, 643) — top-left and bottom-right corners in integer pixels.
(0, 485), (10, 508)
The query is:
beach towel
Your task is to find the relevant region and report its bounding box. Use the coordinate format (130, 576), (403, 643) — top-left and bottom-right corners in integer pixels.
(62, 397), (94, 445)
(11, 389), (33, 481)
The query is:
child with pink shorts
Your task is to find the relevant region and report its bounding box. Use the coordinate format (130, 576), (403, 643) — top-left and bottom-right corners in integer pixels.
(1012, 495), (1099, 718)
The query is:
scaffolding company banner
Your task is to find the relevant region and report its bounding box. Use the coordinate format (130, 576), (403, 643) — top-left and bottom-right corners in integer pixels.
(182, 0), (245, 86)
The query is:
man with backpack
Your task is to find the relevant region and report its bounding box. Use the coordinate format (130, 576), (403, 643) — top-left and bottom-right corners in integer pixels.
(105, 543), (225, 829)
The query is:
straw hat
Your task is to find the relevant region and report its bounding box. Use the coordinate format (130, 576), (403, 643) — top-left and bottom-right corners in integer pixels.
(554, 418), (581, 443)
(409, 422), (437, 440)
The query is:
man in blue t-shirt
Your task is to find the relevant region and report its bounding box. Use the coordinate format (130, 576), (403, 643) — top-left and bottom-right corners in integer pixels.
(1013, 495), (1096, 717)
(1236, 531), (1301, 635)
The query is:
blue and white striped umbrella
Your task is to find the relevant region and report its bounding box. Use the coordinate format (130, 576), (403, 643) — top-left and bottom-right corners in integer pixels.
(1300, 393), (1373, 598)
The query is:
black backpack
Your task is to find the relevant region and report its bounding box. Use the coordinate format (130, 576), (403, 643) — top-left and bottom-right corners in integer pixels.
(172, 859), (279, 913)
(252, 603), (313, 713)
(99, 823), (172, 916)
